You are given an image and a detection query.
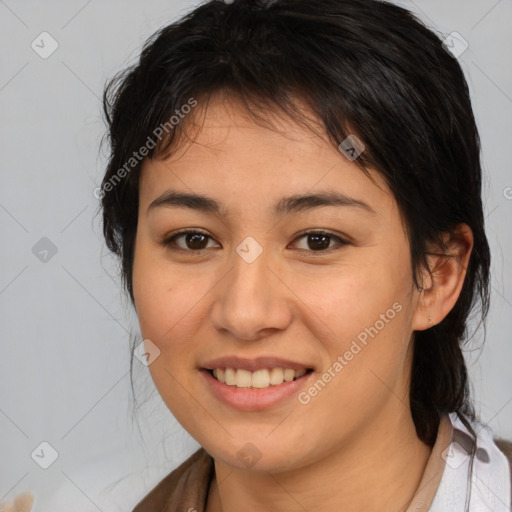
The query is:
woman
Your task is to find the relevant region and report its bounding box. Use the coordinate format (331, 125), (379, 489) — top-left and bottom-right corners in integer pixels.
(97, 0), (511, 510)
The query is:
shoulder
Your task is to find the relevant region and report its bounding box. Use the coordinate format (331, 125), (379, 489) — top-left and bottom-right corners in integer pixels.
(449, 413), (512, 499)
(495, 436), (512, 508)
(495, 438), (512, 468)
(132, 448), (214, 512)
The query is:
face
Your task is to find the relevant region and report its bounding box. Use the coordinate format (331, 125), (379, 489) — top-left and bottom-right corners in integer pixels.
(132, 97), (423, 473)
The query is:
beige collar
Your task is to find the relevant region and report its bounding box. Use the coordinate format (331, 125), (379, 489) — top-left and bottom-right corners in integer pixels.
(406, 414), (452, 511)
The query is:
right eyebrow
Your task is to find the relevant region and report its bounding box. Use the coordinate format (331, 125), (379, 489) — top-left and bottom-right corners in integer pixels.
(147, 190), (228, 216)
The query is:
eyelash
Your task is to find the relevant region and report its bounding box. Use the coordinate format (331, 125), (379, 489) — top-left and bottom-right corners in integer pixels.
(161, 229), (349, 255)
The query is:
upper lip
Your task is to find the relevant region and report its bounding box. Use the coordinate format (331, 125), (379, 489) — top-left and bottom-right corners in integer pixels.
(201, 356), (313, 372)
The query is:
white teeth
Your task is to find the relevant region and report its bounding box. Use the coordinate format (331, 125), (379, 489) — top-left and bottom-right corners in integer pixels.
(269, 368), (284, 385)
(283, 368), (295, 382)
(212, 367), (309, 388)
(235, 369), (252, 388)
(251, 369), (270, 388)
(225, 368), (236, 386)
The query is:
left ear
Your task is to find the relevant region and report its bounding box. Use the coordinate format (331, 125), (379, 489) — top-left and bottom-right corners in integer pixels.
(412, 223), (474, 331)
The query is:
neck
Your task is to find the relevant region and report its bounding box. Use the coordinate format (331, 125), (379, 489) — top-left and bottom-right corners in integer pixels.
(206, 407), (433, 512)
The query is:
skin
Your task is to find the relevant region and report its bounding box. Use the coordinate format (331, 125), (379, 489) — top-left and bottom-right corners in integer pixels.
(132, 94), (473, 512)
(0, 492), (34, 512)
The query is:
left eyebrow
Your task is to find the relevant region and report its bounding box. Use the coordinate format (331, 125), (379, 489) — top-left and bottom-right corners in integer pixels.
(273, 191), (376, 216)
(147, 189), (376, 216)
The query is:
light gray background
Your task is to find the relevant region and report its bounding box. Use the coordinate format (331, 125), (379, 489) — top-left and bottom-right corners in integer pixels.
(0, 0), (511, 510)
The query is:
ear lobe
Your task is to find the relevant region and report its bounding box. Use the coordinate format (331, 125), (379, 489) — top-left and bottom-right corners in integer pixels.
(412, 224), (474, 331)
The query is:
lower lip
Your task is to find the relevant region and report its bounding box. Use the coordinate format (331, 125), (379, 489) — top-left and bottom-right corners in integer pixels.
(200, 369), (313, 411)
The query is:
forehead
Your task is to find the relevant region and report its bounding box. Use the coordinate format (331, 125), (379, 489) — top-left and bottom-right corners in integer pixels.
(139, 96), (393, 217)
(166, 95), (330, 161)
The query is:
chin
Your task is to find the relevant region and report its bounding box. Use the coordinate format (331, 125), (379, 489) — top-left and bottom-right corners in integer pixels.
(203, 435), (310, 474)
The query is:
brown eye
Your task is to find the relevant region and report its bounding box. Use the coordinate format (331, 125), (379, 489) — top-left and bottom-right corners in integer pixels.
(291, 231), (348, 253)
(306, 233), (331, 251)
(162, 230), (219, 252)
(183, 233), (209, 250)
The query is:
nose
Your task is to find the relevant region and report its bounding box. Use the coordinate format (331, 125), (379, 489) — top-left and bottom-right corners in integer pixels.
(209, 241), (293, 341)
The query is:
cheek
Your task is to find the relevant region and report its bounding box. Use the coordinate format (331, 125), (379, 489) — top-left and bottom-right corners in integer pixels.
(133, 238), (176, 340)
(298, 302), (413, 443)
(305, 254), (409, 342)
(313, 245), (414, 381)
(132, 240), (214, 354)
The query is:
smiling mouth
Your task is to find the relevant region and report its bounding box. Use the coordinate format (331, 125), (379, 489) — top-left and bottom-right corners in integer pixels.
(208, 367), (314, 389)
